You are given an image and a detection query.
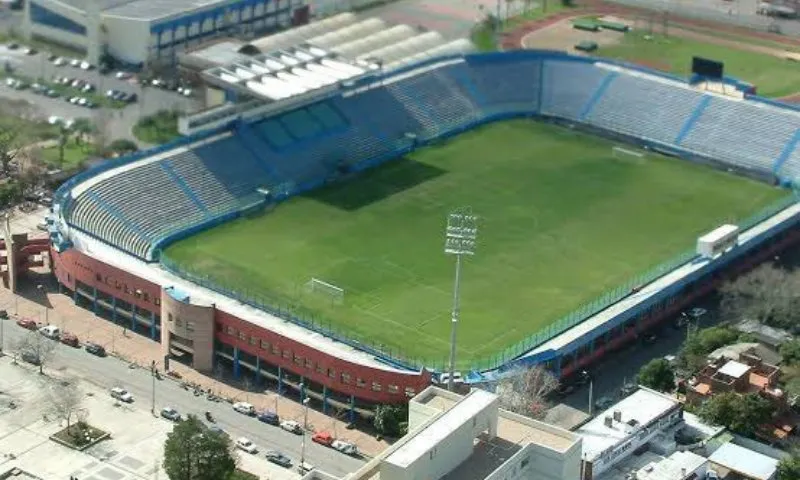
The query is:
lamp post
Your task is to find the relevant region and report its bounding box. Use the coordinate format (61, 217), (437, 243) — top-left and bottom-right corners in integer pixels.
(444, 209), (478, 392)
(299, 385), (310, 471)
(150, 360), (157, 414)
(36, 284), (49, 326)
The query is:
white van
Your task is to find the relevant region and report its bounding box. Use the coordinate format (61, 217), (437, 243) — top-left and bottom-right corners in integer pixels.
(39, 325), (60, 340)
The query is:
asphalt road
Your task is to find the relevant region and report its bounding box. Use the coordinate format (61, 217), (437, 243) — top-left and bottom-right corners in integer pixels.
(0, 43), (201, 144)
(0, 321), (365, 477)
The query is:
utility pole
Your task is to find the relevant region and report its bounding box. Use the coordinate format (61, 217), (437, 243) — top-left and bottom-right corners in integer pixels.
(299, 384), (310, 471)
(150, 360), (156, 414)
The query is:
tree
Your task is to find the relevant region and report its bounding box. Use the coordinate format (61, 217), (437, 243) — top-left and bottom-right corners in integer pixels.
(163, 414), (237, 480)
(0, 118), (28, 175)
(720, 263), (800, 330)
(681, 326), (739, 370)
(374, 404), (408, 438)
(70, 118), (94, 147)
(778, 451), (800, 480)
(107, 138), (138, 156)
(637, 358), (675, 392)
(779, 341), (800, 368)
(15, 330), (56, 374)
(46, 378), (84, 433)
(496, 365), (559, 419)
(697, 392), (772, 436)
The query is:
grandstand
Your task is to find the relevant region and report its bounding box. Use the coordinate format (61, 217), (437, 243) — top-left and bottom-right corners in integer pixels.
(49, 50), (800, 407)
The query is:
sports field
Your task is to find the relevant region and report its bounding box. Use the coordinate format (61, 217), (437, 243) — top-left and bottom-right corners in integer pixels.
(165, 121), (784, 366)
(596, 31), (800, 97)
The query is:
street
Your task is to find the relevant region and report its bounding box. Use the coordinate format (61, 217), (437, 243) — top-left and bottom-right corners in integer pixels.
(0, 317), (365, 478)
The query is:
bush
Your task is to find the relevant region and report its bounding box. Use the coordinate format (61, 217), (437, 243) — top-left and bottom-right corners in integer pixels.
(133, 110), (181, 144)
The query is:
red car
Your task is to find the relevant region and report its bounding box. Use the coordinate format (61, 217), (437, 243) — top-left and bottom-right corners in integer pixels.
(60, 332), (79, 348)
(312, 431), (334, 447)
(16, 318), (37, 330)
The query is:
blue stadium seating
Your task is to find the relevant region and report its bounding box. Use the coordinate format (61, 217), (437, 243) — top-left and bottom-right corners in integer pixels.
(61, 51), (800, 260)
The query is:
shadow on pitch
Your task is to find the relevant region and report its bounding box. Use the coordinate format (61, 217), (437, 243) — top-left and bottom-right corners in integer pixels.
(304, 157), (446, 211)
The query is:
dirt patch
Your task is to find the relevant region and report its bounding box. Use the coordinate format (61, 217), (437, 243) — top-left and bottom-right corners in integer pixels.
(778, 93), (800, 104)
(668, 26), (797, 59)
(521, 16), (628, 53)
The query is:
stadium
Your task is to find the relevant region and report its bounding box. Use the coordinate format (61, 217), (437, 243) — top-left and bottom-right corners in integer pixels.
(43, 47), (800, 419)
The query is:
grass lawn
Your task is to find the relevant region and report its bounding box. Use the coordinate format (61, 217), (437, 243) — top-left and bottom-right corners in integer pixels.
(40, 140), (94, 168)
(596, 31), (800, 97)
(164, 121), (785, 367)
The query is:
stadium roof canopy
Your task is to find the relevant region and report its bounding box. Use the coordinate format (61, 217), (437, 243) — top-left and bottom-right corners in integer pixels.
(56, 0), (232, 20)
(203, 46), (375, 101)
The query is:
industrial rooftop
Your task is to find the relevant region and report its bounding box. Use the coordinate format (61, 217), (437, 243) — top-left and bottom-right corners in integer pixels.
(54, 0), (229, 20)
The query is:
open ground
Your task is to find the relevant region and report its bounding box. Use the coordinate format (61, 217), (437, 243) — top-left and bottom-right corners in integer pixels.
(164, 120), (784, 367)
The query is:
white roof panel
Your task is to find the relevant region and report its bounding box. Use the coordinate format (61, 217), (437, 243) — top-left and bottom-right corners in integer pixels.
(385, 389), (497, 468)
(718, 360), (750, 378)
(709, 443), (778, 480)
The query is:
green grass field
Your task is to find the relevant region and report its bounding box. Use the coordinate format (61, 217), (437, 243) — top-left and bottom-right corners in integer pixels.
(165, 121), (784, 366)
(595, 31), (800, 97)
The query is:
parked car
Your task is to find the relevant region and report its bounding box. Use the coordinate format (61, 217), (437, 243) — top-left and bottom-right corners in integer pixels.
(21, 351), (41, 366)
(79, 61), (92, 70)
(84, 342), (106, 357)
(69, 58), (80, 67)
(114, 71), (132, 80)
(110, 387), (134, 403)
(24, 47), (37, 55)
(52, 57), (66, 66)
(265, 450), (292, 468)
(257, 411), (279, 426)
(280, 420), (302, 434)
(16, 318), (37, 330)
(160, 407), (181, 422)
(60, 332), (79, 347)
(70, 78), (83, 88)
(312, 431), (334, 447)
(208, 425), (228, 437)
(643, 333), (658, 345)
(30, 83), (46, 94)
(45, 89), (59, 98)
(39, 325), (60, 340)
(233, 402), (256, 416)
(122, 92), (137, 103)
(6, 43), (19, 50)
(80, 83), (94, 93)
(332, 440), (358, 456)
(235, 437), (257, 454)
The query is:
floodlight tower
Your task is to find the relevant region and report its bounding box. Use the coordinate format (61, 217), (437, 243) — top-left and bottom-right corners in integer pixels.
(444, 209), (478, 392)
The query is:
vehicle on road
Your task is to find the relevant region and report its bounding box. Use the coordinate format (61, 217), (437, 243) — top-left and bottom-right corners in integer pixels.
(115, 71), (132, 80)
(233, 402), (256, 416)
(23, 47), (37, 55)
(79, 61), (92, 70)
(265, 450), (292, 468)
(235, 437), (258, 454)
(332, 440), (358, 456)
(6, 43), (19, 50)
(69, 58), (80, 67)
(312, 431), (333, 447)
(21, 351), (41, 366)
(257, 410), (279, 426)
(110, 387), (134, 403)
(84, 342), (106, 356)
(280, 420), (302, 434)
(52, 57), (65, 66)
(45, 89), (59, 98)
(208, 425), (228, 437)
(60, 332), (79, 347)
(39, 325), (60, 340)
(16, 318), (37, 330)
(160, 406), (181, 421)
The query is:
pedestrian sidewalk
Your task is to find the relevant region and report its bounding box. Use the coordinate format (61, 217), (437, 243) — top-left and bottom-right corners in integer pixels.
(0, 280), (390, 457)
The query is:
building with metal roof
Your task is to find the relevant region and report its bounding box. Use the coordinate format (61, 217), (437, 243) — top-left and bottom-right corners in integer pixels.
(20, 0), (310, 66)
(708, 443), (779, 480)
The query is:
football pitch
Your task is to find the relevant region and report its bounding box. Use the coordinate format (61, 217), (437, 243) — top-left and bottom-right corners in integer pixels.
(165, 121), (785, 366)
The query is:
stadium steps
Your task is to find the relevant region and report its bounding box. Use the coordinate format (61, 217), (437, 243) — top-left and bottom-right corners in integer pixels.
(159, 161), (209, 214)
(465, 58), (542, 115)
(774, 128), (800, 182)
(280, 109), (324, 139)
(329, 96), (396, 164)
(165, 150), (240, 215)
(540, 60), (609, 120)
(308, 102), (348, 129)
(255, 120), (295, 150)
(675, 96), (711, 145)
(681, 98), (798, 174)
(584, 75), (704, 144)
(191, 137), (274, 207)
(336, 89), (421, 151)
(232, 122), (283, 182)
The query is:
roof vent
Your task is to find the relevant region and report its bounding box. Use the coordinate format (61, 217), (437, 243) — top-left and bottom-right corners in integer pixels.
(613, 410), (622, 422)
(604, 416), (613, 428)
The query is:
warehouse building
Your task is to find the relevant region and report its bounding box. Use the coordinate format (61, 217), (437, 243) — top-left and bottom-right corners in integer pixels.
(20, 0), (311, 67)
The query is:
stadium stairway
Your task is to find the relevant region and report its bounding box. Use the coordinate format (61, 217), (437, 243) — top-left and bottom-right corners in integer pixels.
(774, 128), (800, 182)
(464, 57), (542, 115)
(540, 60), (609, 120)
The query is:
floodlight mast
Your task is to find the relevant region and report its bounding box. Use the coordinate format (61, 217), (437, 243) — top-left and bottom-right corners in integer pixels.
(444, 209), (478, 392)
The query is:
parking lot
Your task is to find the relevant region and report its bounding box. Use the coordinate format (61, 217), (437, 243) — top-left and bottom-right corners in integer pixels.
(0, 356), (306, 479)
(0, 43), (201, 144)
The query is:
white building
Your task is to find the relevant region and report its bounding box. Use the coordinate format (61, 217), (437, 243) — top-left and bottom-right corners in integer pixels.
(21, 0), (309, 66)
(577, 387), (683, 480)
(636, 451), (709, 480)
(302, 386), (582, 480)
(708, 443), (779, 480)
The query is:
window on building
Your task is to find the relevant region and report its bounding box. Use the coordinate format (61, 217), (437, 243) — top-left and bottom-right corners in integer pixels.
(293, 355), (303, 366)
(249, 336), (257, 346)
(168, 314), (173, 323)
(238, 331), (246, 341)
(154, 298), (160, 306)
(405, 387), (416, 397)
(272, 345), (280, 355)
(371, 382), (381, 392)
(282, 350), (291, 359)
(226, 326), (236, 336)
(186, 322), (195, 332)
(176, 318), (182, 327)
(260, 340), (270, 350)
(143, 292), (150, 302)
(356, 378), (366, 388)
(388, 384), (399, 394)
(95, 273), (101, 282)
(328, 368), (335, 378)
(341, 373), (351, 384)
(316, 364), (325, 374)
(124, 285), (131, 294)
(134, 289), (142, 299)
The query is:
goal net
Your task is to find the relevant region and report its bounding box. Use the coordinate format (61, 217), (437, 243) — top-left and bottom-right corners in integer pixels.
(305, 278), (345, 305)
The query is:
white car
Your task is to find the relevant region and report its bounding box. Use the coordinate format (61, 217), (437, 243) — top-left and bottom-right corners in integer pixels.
(47, 115), (62, 125)
(79, 61), (92, 70)
(332, 440), (358, 456)
(235, 437), (258, 454)
(280, 420), (302, 434)
(77, 97), (88, 106)
(115, 71), (132, 80)
(110, 387), (134, 403)
(39, 325), (60, 339)
(232, 402), (255, 416)
(69, 58), (80, 67)
(52, 57), (65, 66)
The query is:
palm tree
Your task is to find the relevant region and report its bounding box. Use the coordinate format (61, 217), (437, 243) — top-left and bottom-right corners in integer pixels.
(71, 118), (94, 147)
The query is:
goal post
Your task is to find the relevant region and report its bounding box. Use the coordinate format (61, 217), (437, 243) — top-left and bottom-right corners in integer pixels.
(612, 145), (645, 161)
(306, 278), (345, 305)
